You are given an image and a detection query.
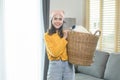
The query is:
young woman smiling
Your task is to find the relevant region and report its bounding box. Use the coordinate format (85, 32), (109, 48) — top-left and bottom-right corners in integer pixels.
(44, 10), (75, 80)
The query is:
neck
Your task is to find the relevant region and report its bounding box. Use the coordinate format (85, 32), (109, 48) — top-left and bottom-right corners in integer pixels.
(56, 30), (58, 33)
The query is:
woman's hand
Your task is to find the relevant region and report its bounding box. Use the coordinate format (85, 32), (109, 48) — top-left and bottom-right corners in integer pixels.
(63, 30), (70, 39)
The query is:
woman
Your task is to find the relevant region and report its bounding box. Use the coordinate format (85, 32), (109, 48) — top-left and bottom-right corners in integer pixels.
(44, 10), (75, 80)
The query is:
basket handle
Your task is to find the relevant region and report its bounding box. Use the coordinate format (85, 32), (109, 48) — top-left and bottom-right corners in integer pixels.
(94, 30), (101, 37)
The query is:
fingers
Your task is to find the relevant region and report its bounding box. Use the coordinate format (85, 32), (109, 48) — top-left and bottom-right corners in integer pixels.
(63, 30), (70, 33)
(63, 30), (70, 39)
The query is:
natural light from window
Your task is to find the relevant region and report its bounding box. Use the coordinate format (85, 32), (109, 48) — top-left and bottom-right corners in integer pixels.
(4, 0), (44, 80)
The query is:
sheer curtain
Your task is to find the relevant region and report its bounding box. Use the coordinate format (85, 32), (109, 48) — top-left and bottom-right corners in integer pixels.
(40, 0), (45, 80)
(4, 0), (44, 80)
(0, 0), (5, 80)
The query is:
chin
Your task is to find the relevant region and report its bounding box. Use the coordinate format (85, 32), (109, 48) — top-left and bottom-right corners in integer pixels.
(55, 26), (61, 29)
(55, 27), (61, 30)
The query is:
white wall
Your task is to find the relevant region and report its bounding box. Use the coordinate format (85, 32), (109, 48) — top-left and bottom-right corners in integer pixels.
(50, 0), (86, 26)
(0, 0), (5, 80)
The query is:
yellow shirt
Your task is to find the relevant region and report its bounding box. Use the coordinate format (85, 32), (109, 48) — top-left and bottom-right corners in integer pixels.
(44, 32), (68, 61)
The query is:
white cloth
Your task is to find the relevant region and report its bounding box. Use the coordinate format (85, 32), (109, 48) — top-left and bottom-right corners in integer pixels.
(72, 25), (89, 33)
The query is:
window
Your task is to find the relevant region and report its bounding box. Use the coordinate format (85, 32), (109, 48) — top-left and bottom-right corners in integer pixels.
(86, 0), (120, 52)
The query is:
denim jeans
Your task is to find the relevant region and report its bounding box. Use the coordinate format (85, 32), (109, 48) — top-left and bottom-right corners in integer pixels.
(47, 60), (75, 80)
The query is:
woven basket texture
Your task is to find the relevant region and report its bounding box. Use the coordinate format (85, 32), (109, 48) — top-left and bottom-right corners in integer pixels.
(67, 31), (100, 66)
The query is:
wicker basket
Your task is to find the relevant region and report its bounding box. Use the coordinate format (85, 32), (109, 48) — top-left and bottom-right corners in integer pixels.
(67, 30), (101, 66)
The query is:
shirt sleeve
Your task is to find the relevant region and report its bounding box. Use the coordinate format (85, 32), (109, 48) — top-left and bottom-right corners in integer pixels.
(44, 34), (68, 57)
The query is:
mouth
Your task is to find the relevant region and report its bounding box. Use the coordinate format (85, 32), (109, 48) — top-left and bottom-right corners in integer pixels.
(55, 23), (61, 26)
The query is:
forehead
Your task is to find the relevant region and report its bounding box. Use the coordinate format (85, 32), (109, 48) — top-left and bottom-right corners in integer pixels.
(53, 14), (63, 18)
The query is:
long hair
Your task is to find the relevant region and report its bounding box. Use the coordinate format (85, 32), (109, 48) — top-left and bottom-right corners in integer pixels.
(48, 20), (64, 38)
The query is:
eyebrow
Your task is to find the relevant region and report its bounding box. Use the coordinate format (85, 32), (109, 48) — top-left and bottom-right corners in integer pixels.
(53, 17), (63, 20)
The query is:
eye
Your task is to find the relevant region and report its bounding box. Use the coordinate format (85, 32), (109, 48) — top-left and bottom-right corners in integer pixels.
(59, 18), (62, 21)
(53, 17), (63, 21)
(53, 18), (57, 20)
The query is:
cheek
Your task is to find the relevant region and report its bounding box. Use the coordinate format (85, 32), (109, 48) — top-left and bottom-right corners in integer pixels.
(59, 21), (63, 25)
(58, 20), (64, 24)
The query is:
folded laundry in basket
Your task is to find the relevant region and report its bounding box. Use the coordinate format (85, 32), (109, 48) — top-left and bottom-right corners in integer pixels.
(72, 25), (90, 33)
